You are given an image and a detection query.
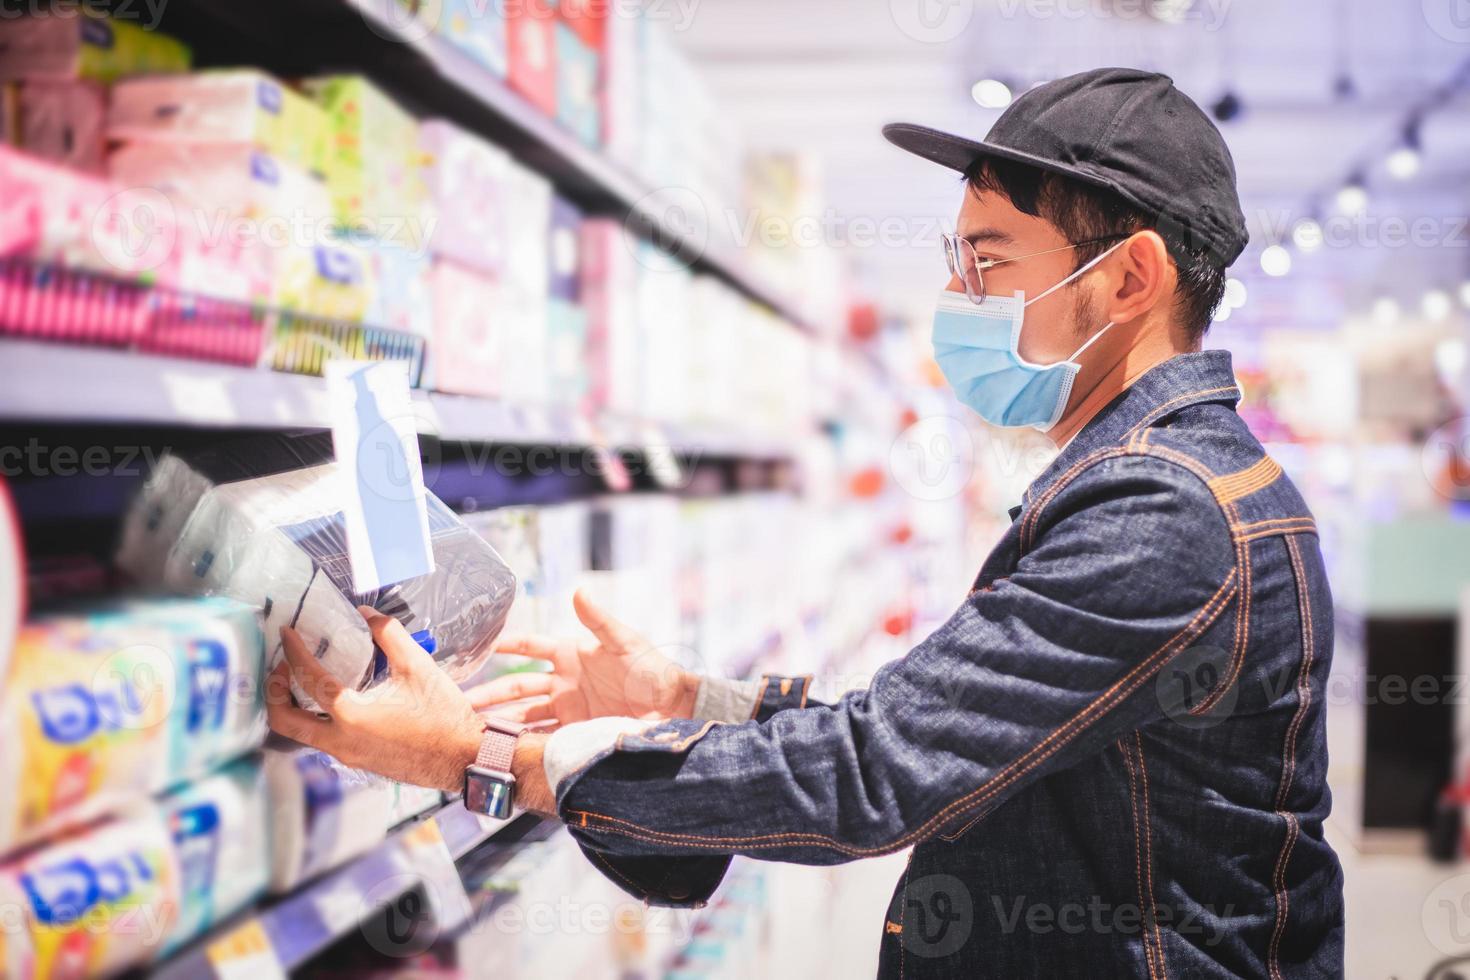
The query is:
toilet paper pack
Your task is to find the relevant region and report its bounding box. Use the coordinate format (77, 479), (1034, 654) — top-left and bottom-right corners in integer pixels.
(117, 432), (517, 711)
(160, 759), (270, 953)
(0, 598), (268, 855)
(263, 746), (393, 893)
(108, 70), (329, 176)
(0, 11), (190, 84)
(0, 807), (182, 980)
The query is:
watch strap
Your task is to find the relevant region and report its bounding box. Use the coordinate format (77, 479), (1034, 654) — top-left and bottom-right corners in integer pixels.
(474, 724), (521, 774)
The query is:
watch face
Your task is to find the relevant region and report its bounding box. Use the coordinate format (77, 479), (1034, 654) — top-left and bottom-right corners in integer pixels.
(465, 768), (514, 819)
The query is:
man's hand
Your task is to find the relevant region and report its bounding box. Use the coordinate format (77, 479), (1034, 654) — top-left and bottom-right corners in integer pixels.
(465, 589), (700, 728)
(266, 607), (485, 794)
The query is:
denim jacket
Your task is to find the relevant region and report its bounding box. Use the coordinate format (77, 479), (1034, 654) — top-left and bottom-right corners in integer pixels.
(544, 350), (1345, 978)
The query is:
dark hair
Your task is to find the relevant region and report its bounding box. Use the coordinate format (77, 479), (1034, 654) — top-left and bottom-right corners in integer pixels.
(963, 157), (1226, 344)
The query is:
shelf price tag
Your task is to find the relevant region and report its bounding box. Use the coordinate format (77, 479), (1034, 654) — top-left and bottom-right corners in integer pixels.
(205, 920), (286, 980)
(400, 817), (473, 933)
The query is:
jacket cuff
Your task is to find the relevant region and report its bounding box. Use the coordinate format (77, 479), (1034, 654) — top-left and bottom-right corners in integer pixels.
(542, 716), (653, 793)
(749, 674), (814, 722)
(691, 675), (761, 723)
(569, 834), (733, 908)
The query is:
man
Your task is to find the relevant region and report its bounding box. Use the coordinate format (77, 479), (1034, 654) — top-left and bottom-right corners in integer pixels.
(269, 68), (1345, 976)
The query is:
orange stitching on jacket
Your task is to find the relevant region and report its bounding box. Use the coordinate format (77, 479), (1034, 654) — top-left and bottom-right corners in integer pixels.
(565, 571), (1239, 857)
(1119, 739), (1159, 980)
(1234, 523), (1317, 544)
(1135, 732), (1168, 979)
(1233, 516), (1317, 532)
(1208, 456), (1283, 504)
(1268, 814), (1300, 980)
(1277, 535), (1316, 813)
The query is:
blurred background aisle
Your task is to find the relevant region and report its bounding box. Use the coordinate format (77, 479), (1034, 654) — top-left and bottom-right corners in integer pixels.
(0, 0), (1467, 978)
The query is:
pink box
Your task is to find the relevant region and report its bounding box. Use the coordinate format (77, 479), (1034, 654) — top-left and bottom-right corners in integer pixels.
(18, 80), (107, 174)
(419, 119), (509, 276)
(429, 258), (501, 398)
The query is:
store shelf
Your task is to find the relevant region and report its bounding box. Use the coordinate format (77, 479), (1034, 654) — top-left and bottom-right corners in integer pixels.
(151, 0), (818, 334)
(0, 339), (796, 460)
(151, 802), (525, 980)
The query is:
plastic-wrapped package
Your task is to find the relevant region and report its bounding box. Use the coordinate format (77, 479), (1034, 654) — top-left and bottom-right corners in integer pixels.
(116, 431), (516, 709)
(263, 745), (393, 892)
(160, 759), (270, 953)
(0, 597), (267, 855)
(0, 11), (190, 84)
(0, 807), (183, 979)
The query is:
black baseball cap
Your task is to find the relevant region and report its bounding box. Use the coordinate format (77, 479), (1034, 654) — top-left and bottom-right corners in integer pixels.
(883, 67), (1249, 266)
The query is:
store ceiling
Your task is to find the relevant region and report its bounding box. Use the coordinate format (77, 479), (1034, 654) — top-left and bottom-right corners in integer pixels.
(678, 0), (1470, 326)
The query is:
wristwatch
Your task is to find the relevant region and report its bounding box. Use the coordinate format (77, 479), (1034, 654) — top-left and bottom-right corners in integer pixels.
(463, 717), (526, 819)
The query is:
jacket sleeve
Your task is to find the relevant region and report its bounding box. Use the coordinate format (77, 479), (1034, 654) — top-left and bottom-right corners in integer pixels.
(550, 453), (1238, 904)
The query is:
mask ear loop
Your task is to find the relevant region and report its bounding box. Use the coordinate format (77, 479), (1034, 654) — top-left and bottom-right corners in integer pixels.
(1016, 239), (1128, 367)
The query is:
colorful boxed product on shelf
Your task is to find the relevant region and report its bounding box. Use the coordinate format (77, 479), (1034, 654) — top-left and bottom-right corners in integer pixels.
(600, 0), (641, 171)
(0, 597), (268, 854)
(358, 234), (433, 340)
(160, 759), (271, 953)
(554, 22), (600, 147)
(0, 11), (191, 83)
(303, 74), (428, 248)
(580, 219), (641, 416)
(438, 0), (508, 77)
(16, 80), (107, 173)
(114, 432), (517, 712)
(263, 746), (394, 893)
(547, 297), (589, 409)
(270, 238), (375, 322)
(418, 119), (511, 276)
(429, 257), (502, 398)
(107, 142), (334, 229)
(108, 70), (329, 177)
(506, 0), (558, 119)
(558, 0), (608, 48)
(0, 808), (182, 980)
(548, 194), (582, 301)
(266, 314), (426, 381)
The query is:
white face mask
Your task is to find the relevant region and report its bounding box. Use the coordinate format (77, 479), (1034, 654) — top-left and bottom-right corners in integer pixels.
(931, 241), (1124, 431)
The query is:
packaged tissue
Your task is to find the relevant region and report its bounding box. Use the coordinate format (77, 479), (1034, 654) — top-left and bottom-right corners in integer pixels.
(356, 234), (433, 340)
(439, 0), (508, 76)
(418, 119), (510, 276)
(116, 431), (517, 711)
(17, 80), (107, 173)
(554, 22), (600, 147)
(108, 142), (334, 229)
(303, 75), (428, 247)
(0, 808), (182, 980)
(272, 238), (375, 321)
(429, 257), (502, 398)
(109, 70), (329, 176)
(263, 745), (394, 892)
(0, 11), (190, 83)
(160, 759), (270, 952)
(0, 598), (267, 854)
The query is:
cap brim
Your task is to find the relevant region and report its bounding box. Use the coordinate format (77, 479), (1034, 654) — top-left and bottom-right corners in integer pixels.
(882, 122), (1115, 195)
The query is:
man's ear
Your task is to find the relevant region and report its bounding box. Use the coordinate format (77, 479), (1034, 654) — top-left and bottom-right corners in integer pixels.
(1106, 230), (1172, 326)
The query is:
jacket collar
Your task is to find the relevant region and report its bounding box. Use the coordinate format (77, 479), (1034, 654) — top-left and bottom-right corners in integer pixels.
(1020, 350), (1242, 509)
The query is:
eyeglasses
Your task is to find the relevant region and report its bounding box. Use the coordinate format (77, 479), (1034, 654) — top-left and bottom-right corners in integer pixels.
(941, 233), (1130, 304)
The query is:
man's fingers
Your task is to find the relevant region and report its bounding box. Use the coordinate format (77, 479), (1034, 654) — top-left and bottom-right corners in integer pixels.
(266, 670), (339, 750)
(464, 672), (555, 708)
(572, 589), (639, 651)
(490, 634), (561, 661)
(481, 697), (559, 725)
(358, 606), (430, 673)
(279, 626), (345, 711)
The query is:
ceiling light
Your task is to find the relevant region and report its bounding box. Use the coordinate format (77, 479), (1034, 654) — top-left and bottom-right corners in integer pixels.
(1223, 277), (1248, 309)
(1422, 289), (1452, 321)
(1459, 281), (1470, 308)
(1335, 181), (1368, 217)
(1386, 147), (1422, 181)
(1212, 303), (1232, 323)
(1260, 245), (1292, 277)
(971, 79), (1012, 109)
(1291, 218), (1324, 253)
(1371, 297), (1400, 326)
(1211, 91), (1243, 123)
